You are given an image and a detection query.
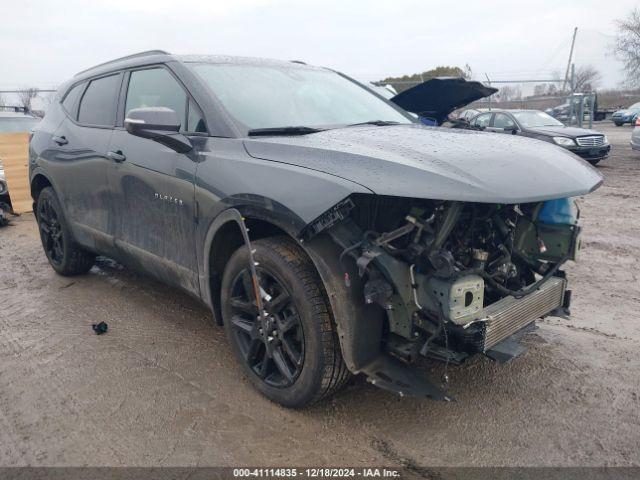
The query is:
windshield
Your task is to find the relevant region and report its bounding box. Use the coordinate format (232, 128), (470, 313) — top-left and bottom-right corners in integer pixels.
(512, 111), (563, 128)
(0, 116), (40, 133)
(190, 63), (412, 131)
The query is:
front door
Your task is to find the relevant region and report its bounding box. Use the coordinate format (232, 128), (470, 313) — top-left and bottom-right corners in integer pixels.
(488, 112), (518, 134)
(107, 66), (207, 294)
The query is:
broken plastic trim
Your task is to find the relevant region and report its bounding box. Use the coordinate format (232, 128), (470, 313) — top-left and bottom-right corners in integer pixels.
(300, 198), (355, 241)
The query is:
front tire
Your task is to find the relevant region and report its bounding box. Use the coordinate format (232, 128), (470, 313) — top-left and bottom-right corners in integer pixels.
(614, 122), (623, 127)
(36, 187), (95, 276)
(221, 236), (349, 408)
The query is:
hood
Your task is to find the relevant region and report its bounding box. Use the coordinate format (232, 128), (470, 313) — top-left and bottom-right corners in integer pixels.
(526, 126), (604, 138)
(389, 77), (497, 122)
(243, 124), (603, 204)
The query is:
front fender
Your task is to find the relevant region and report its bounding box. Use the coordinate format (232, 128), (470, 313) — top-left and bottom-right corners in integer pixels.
(303, 233), (384, 372)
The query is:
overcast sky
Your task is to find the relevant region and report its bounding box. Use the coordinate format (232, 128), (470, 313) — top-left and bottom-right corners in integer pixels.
(0, 0), (636, 92)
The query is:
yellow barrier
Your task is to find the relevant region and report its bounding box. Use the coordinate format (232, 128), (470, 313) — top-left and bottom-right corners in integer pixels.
(0, 133), (31, 213)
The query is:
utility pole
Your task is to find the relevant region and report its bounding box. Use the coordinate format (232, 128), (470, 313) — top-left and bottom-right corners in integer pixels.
(485, 73), (492, 110)
(562, 27), (578, 93)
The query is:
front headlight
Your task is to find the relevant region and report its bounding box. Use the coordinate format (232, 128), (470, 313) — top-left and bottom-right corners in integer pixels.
(553, 137), (576, 147)
(603, 135), (609, 145)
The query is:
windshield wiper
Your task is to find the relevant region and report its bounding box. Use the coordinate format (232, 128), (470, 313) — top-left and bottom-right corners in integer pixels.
(347, 120), (402, 127)
(247, 126), (325, 137)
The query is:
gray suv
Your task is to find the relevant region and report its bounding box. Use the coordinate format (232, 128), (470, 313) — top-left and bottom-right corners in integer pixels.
(30, 51), (602, 407)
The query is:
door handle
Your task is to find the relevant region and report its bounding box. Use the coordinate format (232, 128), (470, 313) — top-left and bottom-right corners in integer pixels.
(107, 150), (126, 163)
(52, 135), (68, 146)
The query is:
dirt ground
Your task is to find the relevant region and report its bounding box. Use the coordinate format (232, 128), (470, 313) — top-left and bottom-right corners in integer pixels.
(0, 122), (638, 469)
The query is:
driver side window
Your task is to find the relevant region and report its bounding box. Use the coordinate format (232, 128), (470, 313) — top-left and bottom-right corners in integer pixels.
(125, 68), (206, 134)
(472, 113), (492, 129)
(493, 113), (516, 129)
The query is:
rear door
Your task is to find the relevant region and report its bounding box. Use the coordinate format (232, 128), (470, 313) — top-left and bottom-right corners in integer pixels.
(107, 65), (207, 294)
(49, 73), (123, 253)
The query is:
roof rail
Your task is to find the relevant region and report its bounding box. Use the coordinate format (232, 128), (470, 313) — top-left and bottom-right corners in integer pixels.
(75, 50), (171, 76)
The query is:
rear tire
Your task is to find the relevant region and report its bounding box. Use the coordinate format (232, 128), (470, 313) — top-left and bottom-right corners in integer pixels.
(221, 236), (349, 408)
(36, 187), (95, 276)
(614, 122), (623, 127)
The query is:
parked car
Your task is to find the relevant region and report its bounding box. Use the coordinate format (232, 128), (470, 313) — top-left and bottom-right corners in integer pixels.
(369, 78), (496, 126)
(456, 108), (486, 123)
(0, 111), (41, 133)
(467, 109), (610, 165)
(611, 103), (640, 126)
(30, 51), (602, 407)
(0, 164), (8, 223)
(631, 117), (640, 151)
(389, 77), (496, 126)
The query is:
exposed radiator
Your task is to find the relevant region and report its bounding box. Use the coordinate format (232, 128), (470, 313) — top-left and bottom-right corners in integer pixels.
(480, 277), (566, 351)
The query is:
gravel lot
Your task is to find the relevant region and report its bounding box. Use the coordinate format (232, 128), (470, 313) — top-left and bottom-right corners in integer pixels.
(0, 122), (638, 469)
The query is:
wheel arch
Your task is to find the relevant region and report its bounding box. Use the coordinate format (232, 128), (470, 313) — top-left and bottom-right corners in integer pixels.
(30, 171), (54, 202)
(201, 207), (384, 372)
(202, 207), (300, 326)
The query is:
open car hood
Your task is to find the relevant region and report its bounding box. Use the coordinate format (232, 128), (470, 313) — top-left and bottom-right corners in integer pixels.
(390, 77), (497, 122)
(244, 124), (603, 204)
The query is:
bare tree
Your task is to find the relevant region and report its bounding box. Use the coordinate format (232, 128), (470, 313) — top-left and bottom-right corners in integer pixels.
(498, 85), (522, 102)
(573, 66), (602, 92)
(462, 63), (473, 80)
(18, 87), (39, 112)
(614, 8), (640, 87)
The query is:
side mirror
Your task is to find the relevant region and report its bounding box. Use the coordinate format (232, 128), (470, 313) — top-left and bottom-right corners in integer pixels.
(504, 125), (518, 134)
(124, 107), (192, 153)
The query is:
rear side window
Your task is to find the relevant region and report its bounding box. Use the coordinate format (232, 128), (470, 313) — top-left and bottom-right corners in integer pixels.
(78, 74), (121, 126)
(62, 83), (85, 118)
(126, 68), (187, 129)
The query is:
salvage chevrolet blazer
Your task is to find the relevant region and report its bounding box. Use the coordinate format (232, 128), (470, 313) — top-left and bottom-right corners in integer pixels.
(30, 51), (603, 407)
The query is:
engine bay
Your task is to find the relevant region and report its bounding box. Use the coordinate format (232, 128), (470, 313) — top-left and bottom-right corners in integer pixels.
(304, 193), (579, 366)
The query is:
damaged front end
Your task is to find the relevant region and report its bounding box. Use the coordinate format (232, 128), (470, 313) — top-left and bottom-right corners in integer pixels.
(302, 194), (579, 399)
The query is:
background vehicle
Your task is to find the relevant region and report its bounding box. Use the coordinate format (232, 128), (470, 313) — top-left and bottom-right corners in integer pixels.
(611, 103), (640, 126)
(30, 51), (602, 407)
(545, 92), (615, 122)
(631, 117), (640, 151)
(0, 111), (41, 133)
(467, 109), (610, 165)
(369, 78), (496, 126)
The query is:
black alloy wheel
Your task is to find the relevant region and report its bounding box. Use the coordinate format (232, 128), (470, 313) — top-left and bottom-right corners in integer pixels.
(221, 236), (350, 408)
(228, 268), (304, 388)
(38, 193), (64, 266)
(35, 187), (94, 276)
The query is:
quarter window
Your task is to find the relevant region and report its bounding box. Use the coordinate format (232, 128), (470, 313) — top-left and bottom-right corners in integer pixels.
(62, 82), (85, 118)
(125, 68), (188, 130)
(78, 74), (121, 126)
(187, 100), (206, 133)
